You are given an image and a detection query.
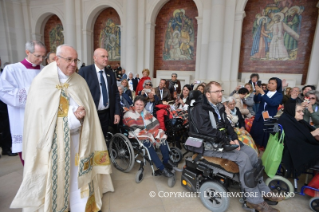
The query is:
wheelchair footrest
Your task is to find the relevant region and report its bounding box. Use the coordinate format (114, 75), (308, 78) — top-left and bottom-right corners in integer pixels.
(154, 169), (162, 176)
(265, 199), (278, 206)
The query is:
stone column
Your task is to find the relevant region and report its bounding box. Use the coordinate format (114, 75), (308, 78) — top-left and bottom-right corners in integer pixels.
(306, 2), (319, 90)
(64, 0), (76, 48)
(206, 0), (226, 81)
(230, 11), (246, 84)
(125, 0), (138, 74)
(75, 0), (82, 66)
(12, 1), (26, 61)
(144, 22), (156, 77)
(82, 30), (93, 65)
(198, 0), (211, 80)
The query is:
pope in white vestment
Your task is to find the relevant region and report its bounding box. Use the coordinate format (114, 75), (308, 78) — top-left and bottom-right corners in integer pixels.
(0, 58), (43, 154)
(11, 45), (113, 212)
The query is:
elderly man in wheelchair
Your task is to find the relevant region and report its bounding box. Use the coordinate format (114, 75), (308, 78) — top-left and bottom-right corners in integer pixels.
(182, 81), (283, 212)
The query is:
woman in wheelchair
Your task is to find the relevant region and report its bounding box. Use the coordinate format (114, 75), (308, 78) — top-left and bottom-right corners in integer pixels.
(278, 101), (319, 177)
(123, 96), (174, 178)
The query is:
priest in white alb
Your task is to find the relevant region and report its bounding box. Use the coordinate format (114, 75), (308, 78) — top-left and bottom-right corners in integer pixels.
(0, 40), (46, 162)
(11, 44), (114, 212)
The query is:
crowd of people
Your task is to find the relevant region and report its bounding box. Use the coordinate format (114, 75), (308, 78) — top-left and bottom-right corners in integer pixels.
(0, 40), (319, 212)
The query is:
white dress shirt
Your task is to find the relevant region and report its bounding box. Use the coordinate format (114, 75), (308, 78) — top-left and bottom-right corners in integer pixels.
(95, 64), (109, 110)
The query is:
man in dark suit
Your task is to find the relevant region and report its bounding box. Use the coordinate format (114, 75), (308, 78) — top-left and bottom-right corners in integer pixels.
(166, 73), (181, 98)
(78, 48), (120, 138)
(155, 79), (171, 102)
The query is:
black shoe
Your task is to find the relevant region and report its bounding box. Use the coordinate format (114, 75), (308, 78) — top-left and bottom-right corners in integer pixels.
(2, 150), (18, 156)
(164, 160), (178, 170)
(161, 168), (174, 178)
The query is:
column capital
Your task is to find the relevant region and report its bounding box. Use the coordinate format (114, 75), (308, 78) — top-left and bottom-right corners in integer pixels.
(235, 11), (246, 21)
(195, 17), (203, 24)
(145, 22), (156, 30)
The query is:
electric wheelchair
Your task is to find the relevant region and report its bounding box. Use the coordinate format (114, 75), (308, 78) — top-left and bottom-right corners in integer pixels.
(180, 90), (275, 212)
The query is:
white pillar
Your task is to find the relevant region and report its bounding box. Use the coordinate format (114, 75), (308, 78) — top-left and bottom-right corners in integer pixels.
(206, 0), (226, 81)
(195, 17), (202, 80)
(12, 1), (26, 61)
(144, 22), (156, 77)
(64, 0), (76, 48)
(198, 0), (211, 80)
(137, 0), (146, 75)
(306, 2), (319, 90)
(82, 30), (93, 65)
(230, 11), (246, 83)
(75, 0), (83, 66)
(125, 0), (138, 74)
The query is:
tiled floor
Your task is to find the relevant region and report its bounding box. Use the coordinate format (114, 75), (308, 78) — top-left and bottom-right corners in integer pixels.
(0, 153), (313, 212)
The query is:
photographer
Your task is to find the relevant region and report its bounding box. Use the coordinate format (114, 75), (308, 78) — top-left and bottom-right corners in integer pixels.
(138, 80), (153, 97)
(191, 81), (282, 211)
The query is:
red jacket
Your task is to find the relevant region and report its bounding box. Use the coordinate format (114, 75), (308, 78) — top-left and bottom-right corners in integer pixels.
(155, 104), (172, 131)
(135, 76), (151, 94)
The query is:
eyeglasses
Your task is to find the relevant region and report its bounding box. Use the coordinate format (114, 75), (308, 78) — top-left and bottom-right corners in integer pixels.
(209, 90), (224, 94)
(145, 84), (152, 86)
(32, 54), (46, 59)
(57, 55), (80, 64)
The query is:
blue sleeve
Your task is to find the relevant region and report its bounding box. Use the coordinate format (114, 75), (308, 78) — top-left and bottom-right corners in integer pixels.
(254, 93), (261, 103)
(262, 93), (283, 107)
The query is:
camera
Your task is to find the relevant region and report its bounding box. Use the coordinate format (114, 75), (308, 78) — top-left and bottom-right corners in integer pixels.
(144, 89), (151, 93)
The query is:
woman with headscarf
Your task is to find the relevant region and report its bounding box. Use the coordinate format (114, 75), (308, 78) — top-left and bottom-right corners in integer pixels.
(250, 77), (283, 150)
(278, 100), (319, 177)
(135, 69), (151, 94)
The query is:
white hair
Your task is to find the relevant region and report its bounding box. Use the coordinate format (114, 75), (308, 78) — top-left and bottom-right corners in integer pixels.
(56, 44), (76, 56)
(227, 96), (235, 103)
(25, 40), (46, 53)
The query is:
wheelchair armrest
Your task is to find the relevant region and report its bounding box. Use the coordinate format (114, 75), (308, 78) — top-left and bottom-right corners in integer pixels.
(188, 131), (217, 143)
(118, 125), (134, 132)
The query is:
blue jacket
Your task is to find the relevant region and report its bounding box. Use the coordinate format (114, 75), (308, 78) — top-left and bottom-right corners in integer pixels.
(254, 77), (283, 121)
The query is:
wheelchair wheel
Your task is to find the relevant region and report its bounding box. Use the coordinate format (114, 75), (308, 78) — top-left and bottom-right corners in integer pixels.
(168, 175), (176, 188)
(309, 197), (319, 212)
(169, 147), (183, 163)
(199, 181), (230, 212)
(265, 176), (294, 199)
(109, 133), (135, 173)
(135, 169), (144, 183)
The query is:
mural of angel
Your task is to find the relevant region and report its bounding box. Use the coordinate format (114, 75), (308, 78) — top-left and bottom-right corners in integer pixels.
(250, 1), (303, 61)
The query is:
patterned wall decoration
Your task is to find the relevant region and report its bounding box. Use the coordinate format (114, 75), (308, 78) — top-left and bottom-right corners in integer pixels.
(154, 0), (198, 77)
(239, 0), (318, 84)
(44, 15), (64, 53)
(94, 8), (121, 68)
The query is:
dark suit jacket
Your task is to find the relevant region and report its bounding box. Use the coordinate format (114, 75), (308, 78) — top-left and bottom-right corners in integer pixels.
(132, 78), (139, 91)
(166, 80), (181, 96)
(78, 64), (120, 123)
(154, 87), (171, 101)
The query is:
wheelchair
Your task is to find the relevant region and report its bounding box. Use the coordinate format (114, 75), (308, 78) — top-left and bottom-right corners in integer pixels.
(180, 90), (276, 212)
(262, 118), (319, 211)
(108, 125), (181, 187)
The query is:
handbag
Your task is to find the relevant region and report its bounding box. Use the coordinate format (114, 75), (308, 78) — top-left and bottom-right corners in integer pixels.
(261, 130), (285, 178)
(185, 137), (204, 154)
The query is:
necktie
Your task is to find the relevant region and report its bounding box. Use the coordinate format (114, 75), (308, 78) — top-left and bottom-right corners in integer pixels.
(99, 71), (108, 107)
(160, 89), (163, 100)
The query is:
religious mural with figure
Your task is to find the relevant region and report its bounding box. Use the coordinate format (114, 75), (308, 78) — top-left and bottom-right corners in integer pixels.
(99, 19), (121, 61)
(163, 9), (195, 61)
(94, 8), (121, 67)
(49, 24), (64, 53)
(154, 0), (198, 77)
(250, 2), (304, 61)
(44, 15), (64, 53)
(239, 0), (318, 84)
